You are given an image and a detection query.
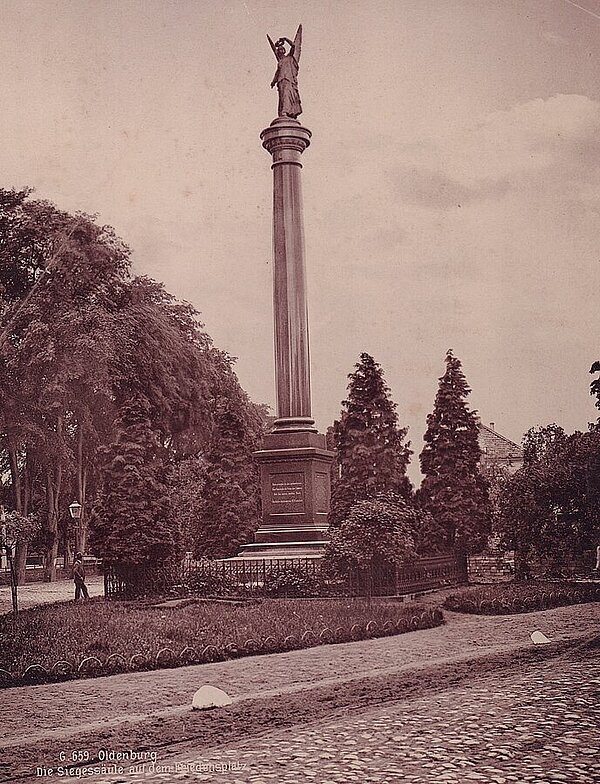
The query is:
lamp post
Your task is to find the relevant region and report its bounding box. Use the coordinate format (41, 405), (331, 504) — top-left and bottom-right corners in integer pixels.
(69, 501), (83, 556)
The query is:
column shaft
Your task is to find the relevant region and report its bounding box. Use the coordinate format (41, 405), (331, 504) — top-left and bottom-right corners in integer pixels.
(272, 158), (311, 419)
(261, 118), (313, 430)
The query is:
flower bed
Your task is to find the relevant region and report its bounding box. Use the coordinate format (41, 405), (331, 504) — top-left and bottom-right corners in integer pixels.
(444, 581), (600, 615)
(0, 598), (444, 687)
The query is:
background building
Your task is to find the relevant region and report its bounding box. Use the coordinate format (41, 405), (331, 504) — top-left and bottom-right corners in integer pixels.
(478, 422), (524, 475)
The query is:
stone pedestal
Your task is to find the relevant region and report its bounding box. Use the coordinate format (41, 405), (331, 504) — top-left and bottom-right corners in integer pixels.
(242, 430), (332, 557)
(239, 116), (333, 558)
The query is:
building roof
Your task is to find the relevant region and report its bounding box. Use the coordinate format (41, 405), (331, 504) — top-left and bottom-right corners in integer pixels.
(478, 423), (524, 462)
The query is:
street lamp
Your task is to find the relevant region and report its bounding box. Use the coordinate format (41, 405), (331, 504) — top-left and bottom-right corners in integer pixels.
(68, 501), (82, 520)
(69, 501), (83, 560)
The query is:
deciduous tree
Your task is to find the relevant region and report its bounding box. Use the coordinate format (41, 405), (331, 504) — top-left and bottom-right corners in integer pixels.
(497, 425), (600, 577)
(0, 190), (129, 580)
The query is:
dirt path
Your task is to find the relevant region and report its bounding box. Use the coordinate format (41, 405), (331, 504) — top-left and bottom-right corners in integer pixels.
(0, 575), (104, 613)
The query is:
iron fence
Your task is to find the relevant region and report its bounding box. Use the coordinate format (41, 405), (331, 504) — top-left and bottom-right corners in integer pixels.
(104, 553), (466, 599)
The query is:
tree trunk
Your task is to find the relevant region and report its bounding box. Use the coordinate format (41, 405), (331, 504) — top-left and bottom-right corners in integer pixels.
(43, 416), (65, 582)
(7, 439), (21, 512)
(44, 471), (57, 582)
(6, 547), (18, 616)
(8, 438), (29, 585)
(14, 543), (28, 586)
(44, 466), (62, 582)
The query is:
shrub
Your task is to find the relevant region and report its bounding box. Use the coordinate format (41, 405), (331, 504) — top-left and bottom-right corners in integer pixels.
(186, 570), (239, 597)
(325, 492), (416, 576)
(261, 566), (325, 598)
(445, 581), (600, 615)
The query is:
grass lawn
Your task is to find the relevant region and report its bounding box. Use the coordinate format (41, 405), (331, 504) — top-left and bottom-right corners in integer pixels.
(445, 580), (600, 615)
(0, 597), (443, 684)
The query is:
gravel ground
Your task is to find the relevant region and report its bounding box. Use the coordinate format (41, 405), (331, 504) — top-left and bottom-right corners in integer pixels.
(0, 575), (104, 613)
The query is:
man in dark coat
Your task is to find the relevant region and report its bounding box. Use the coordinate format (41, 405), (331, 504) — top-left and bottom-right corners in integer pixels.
(72, 553), (89, 600)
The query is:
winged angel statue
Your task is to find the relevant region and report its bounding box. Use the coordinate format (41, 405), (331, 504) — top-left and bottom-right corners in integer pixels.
(268, 25), (303, 119)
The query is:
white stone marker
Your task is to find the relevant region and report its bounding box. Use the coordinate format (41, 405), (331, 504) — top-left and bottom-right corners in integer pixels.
(530, 631), (551, 645)
(192, 685), (233, 710)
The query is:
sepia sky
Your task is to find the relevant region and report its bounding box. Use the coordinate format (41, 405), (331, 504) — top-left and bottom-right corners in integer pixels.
(1, 0), (599, 481)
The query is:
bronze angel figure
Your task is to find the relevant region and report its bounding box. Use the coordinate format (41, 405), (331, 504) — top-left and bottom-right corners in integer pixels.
(267, 25), (303, 119)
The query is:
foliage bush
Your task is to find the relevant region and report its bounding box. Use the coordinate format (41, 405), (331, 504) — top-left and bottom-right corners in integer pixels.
(185, 564), (330, 598)
(186, 569), (239, 597)
(444, 581), (600, 615)
(261, 566), (327, 598)
(0, 598), (444, 685)
(325, 492), (416, 576)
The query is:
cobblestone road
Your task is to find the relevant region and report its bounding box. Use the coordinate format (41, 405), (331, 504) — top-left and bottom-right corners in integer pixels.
(92, 649), (600, 784)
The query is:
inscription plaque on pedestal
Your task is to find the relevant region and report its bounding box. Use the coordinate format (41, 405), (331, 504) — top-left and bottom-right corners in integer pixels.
(271, 473), (305, 512)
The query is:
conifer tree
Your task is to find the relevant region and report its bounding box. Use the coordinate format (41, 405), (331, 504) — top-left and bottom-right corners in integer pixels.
(418, 349), (491, 554)
(90, 394), (181, 579)
(329, 353), (412, 528)
(193, 408), (260, 558)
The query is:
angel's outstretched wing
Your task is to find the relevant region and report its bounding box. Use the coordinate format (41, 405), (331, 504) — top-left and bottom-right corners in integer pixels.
(293, 24), (302, 62)
(267, 34), (277, 57)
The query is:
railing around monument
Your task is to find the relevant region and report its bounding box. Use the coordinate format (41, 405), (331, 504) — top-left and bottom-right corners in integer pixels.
(343, 555), (467, 597)
(104, 554), (466, 599)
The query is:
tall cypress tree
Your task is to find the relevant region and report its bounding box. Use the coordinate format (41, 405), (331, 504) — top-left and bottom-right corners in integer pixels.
(329, 353), (412, 528)
(418, 349), (491, 554)
(193, 407), (261, 558)
(91, 394), (181, 577)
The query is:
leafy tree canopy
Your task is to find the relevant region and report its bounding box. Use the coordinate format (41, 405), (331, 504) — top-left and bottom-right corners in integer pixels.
(522, 423), (567, 466)
(324, 491), (416, 575)
(497, 425), (600, 577)
(590, 361), (600, 413)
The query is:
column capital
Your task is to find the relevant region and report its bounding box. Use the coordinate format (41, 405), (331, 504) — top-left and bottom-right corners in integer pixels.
(261, 118), (312, 161)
